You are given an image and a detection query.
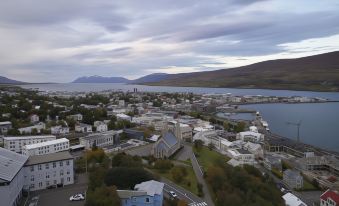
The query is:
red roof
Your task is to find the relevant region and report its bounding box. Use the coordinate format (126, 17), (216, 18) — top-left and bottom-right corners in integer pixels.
(321, 189), (339, 205)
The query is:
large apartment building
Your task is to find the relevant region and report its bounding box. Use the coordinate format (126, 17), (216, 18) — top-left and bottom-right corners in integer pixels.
(3, 135), (56, 153)
(22, 138), (70, 156)
(24, 151), (74, 191)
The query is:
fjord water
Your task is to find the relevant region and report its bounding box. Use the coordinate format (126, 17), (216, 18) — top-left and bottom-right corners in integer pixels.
(241, 103), (339, 152)
(21, 83), (339, 152)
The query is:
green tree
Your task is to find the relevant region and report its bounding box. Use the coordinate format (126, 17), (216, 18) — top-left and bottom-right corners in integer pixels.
(86, 186), (121, 206)
(194, 140), (204, 151)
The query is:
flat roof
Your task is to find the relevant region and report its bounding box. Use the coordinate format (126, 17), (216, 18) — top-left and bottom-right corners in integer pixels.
(23, 138), (69, 150)
(0, 121), (12, 125)
(0, 147), (28, 182)
(3, 135), (56, 141)
(25, 151), (73, 166)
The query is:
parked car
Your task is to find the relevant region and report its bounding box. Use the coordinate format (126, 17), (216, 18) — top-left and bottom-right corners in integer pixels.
(169, 191), (177, 198)
(69, 194), (85, 201)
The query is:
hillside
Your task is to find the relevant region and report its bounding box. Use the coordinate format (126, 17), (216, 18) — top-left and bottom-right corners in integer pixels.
(131, 73), (169, 84)
(146, 51), (339, 91)
(0, 76), (26, 84)
(72, 75), (130, 83)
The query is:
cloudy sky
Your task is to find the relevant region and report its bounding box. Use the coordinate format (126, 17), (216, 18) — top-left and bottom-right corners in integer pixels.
(1, 0), (339, 82)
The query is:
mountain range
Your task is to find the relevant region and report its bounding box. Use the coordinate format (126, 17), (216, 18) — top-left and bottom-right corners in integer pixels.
(146, 51), (339, 91)
(2, 51), (339, 91)
(0, 76), (26, 84)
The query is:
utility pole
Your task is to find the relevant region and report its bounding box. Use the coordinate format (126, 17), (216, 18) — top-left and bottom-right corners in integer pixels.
(286, 120), (302, 143)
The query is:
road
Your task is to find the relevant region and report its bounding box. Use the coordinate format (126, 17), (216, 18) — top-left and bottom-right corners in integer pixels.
(175, 143), (215, 206)
(161, 177), (204, 204)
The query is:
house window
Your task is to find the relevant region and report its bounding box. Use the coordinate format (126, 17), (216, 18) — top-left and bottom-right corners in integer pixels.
(66, 160), (70, 166)
(31, 175), (34, 181)
(133, 197), (137, 202)
(60, 161), (63, 167)
(67, 177), (71, 182)
(30, 166), (34, 172)
(45, 163), (49, 169)
(146, 197), (150, 203)
(53, 162), (56, 168)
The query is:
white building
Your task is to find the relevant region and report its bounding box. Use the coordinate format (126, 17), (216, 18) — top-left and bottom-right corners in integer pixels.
(168, 121), (192, 141)
(243, 142), (264, 159)
(117, 113), (132, 122)
(79, 130), (120, 149)
(75, 123), (92, 133)
(0, 121), (12, 134)
(3, 135), (56, 153)
(51, 126), (69, 135)
(22, 138), (70, 156)
(18, 122), (46, 134)
(193, 130), (221, 149)
(67, 114), (83, 121)
(282, 193), (307, 206)
(94, 121), (108, 132)
(24, 151), (74, 191)
(227, 149), (256, 167)
(236, 131), (264, 143)
(0, 148), (28, 206)
(30, 114), (39, 123)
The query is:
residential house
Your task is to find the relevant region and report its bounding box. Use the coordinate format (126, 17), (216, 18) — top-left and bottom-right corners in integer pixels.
(75, 123), (92, 133)
(320, 189), (339, 206)
(50, 126), (69, 135)
(67, 114), (83, 121)
(18, 122), (46, 134)
(0, 121), (12, 134)
(0, 148), (28, 206)
(94, 121), (108, 132)
(118, 180), (164, 206)
(283, 169), (303, 189)
(30, 114), (39, 123)
(117, 113), (132, 122)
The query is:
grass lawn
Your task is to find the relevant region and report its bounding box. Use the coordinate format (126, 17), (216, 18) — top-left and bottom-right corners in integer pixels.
(193, 146), (230, 171)
(300, 178), (318, 191)
(151, 165), (199, 195)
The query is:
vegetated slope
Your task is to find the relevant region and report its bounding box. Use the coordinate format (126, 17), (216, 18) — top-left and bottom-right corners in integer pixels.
(147, 51), (339, 91)
(131, 73), (169, 84)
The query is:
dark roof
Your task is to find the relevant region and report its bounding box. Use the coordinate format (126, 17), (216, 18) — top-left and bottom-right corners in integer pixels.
(0, 148), (28, 182)
(237, 149), (252, 154)
(25, 151), (73, 166)
(163, 132), (178, 147)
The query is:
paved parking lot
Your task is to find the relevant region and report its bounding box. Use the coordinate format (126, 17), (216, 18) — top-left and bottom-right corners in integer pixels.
(29, 174), (88, 206)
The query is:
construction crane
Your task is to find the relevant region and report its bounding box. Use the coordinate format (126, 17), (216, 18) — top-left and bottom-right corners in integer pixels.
(286, 120), (302, 143)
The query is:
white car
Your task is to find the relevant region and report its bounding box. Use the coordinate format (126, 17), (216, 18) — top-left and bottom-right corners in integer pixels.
(69, 194), (85, 201)
(169, 191), (178, 198)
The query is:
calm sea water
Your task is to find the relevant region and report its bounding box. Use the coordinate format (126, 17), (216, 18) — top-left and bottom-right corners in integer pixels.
(241, 103), (339, 152)
(20, 83), (339, 152)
